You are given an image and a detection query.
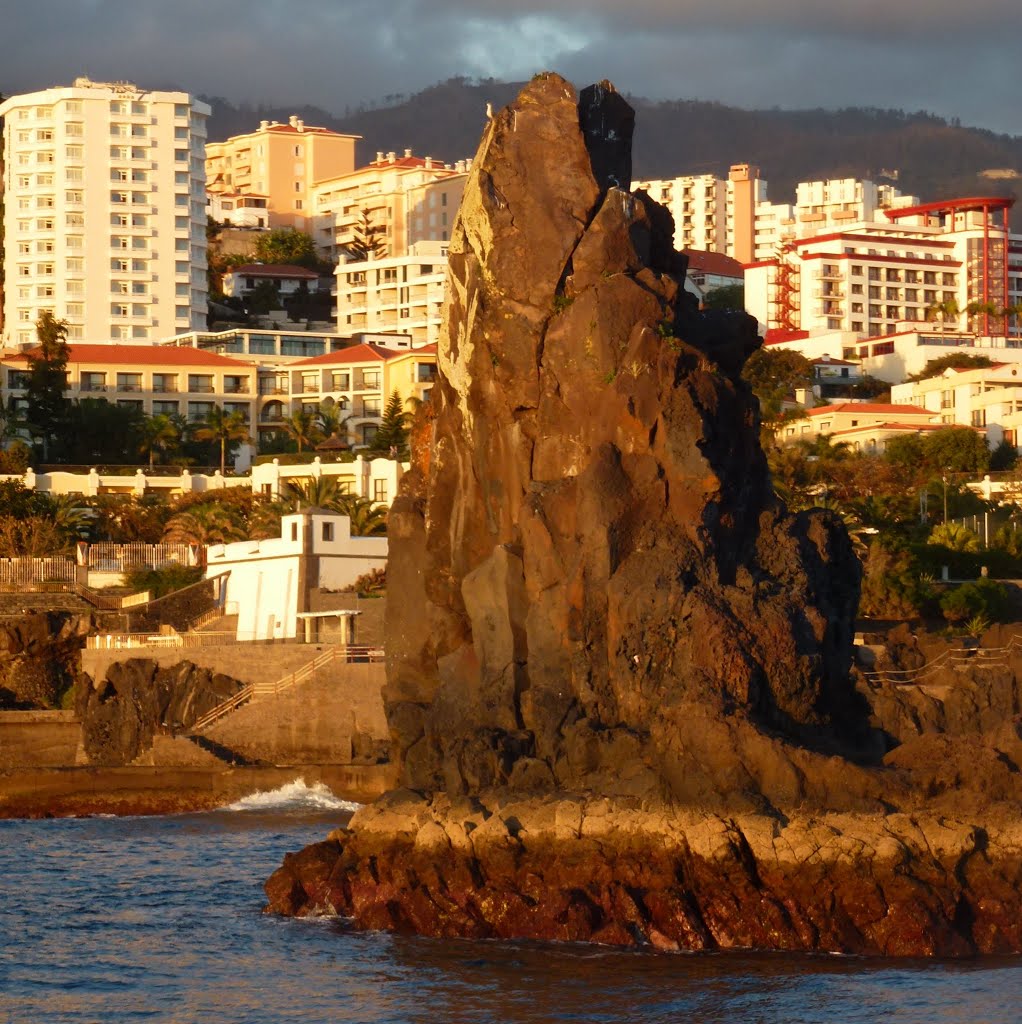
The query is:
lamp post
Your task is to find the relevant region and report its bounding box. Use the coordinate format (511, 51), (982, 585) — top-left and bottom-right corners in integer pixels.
(942, 473), (949, 524)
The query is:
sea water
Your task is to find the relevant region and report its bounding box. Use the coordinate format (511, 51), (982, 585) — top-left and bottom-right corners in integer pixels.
(0, 780), (1019, 1024)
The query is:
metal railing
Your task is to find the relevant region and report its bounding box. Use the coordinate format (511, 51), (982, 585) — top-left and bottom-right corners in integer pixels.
(190, 644), (383, 731)
(859, 633), (1022, 686)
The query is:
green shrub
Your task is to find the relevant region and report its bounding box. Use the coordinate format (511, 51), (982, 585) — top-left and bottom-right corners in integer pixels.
(940, 578), (1011, 624)
(124, 563), (203, 598)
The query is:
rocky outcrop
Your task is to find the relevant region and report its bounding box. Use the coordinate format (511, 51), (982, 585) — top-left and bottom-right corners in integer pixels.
(0, 612), (92, 709)
(267, 75), (1022, 955)
(266, 792), (1022, 956)
(384, 73), (861, 806)
(78, 659), (244, 766)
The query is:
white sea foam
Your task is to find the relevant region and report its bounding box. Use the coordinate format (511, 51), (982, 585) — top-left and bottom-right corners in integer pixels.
(224, 778), (362, 813)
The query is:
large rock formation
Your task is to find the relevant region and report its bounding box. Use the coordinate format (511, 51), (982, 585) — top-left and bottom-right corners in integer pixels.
(78, 659), (245, 766)
(266, 75), (1022, 954)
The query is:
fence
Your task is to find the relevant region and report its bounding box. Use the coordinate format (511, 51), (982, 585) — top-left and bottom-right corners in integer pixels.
(0, 558), (76, 588)
(859, 632), (1022, 686)
(85, 543), (195, 573)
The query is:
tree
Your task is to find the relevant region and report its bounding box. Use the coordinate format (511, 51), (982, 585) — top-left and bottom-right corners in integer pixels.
(62, 399), (146, 465)
(316, 399), (350, 445)
(253, 228), (320, 269)
(904, 353), (992, 382)
(283, 475), (345, 510)
(282, 408), (323, 454)
(342, 208), (387, 263)
(139, 413), (184, 469)
(924, 296), (959, 333)
(928, 521), (981, 552)
(334, 494), (388, 536)
(163, 502), (247, 544)
(246, 279), (283, 315)
(921, 426), (990, 475)
(24, 312), (70, 460)
(701, 284), (744, 311)
(369, 391), (411, 458)
(742, 348), (814, 422)
(192, 407), (250, 474)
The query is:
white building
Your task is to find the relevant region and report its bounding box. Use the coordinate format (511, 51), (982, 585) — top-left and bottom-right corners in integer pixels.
(334, 241), (447, 346)
(745, 197), (1020, 344)
(892, 363), (1022, 448)
(632, 173), (727, 253)
(0, 78), (209, 347)
(206, 509), (387, 640)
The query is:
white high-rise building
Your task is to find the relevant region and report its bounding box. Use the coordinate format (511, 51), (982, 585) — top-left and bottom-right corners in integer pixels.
(1, 78), (210, 348)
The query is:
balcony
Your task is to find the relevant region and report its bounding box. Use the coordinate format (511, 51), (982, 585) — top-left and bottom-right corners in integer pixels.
(187, 384), (215, 394)
(80, 383), (108, 393)
(223, 383), (251, 394)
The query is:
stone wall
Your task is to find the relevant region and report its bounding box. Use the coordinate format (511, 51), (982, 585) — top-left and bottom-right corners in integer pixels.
(0, 711), (81, 768)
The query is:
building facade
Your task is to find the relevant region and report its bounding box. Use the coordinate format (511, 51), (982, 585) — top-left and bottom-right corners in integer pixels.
(205, 115), (359, 231)
(334, 242), (448, 346)
(0, 78), (209, 347)
(310, 151), (467, 263)
(745, 198), (1020, 344)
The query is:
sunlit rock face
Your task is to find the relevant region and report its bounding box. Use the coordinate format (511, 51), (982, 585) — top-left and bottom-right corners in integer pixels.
(383, 72), (861, 804)
(266, 77), (1022, 957)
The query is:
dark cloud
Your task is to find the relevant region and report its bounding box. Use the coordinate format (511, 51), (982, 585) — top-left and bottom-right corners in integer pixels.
(2, 1), (1020, 134)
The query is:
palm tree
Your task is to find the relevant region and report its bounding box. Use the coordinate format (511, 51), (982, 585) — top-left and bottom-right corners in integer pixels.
(192, 406), (250, 475)
(283, 475), (343, 510)
(139, 413), (182, 469)
(928, 521), (981, 552)
(925, 297), (960, 334)
(315, 401), (350, 449)
(965, 299), (999, 337)
(248, 497), (291, 540)
(282, 408), (322, 454)
(163, 502), (247, 544)
(334, 494), (388, 536)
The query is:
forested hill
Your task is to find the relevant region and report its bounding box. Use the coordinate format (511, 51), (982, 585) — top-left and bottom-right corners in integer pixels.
(202, 77), (1022, 219)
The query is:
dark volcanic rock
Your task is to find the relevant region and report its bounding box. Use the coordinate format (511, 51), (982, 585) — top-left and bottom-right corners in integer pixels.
(267, 75), (1022, 955)
(384, 71), (861, 803)
(79, 659), (244, 766)
(0, 612), (92, 708)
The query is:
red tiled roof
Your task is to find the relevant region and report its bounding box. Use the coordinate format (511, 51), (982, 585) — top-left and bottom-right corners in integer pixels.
(4, 344), (255, 369)
(806, 402), (931, 417)
(228, 264), (319, 279)
(683, 248), (744, 279)
(829, 422), (951, 436)
(290, 342), (410, 367)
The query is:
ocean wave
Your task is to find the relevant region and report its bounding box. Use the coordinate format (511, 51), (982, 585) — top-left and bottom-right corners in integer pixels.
(224, 779), (362, 813)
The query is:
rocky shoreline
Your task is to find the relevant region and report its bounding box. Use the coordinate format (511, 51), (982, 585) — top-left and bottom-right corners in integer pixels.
(266, 792), (1022, 957)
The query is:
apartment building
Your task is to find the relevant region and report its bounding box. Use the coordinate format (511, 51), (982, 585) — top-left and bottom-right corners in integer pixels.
(206, 116), (359, 230)
(1, 344), (257, 426)
(311, 150), (467, 263)
(746, 197), (1021, 345)
(0, 78), (209, 347)
(632, 173), (728, 253)
(891, 363), (1022, 448)
(778, 401), (941, 452)
(257, 342), (437, 447)
(334, 241), (447, 347)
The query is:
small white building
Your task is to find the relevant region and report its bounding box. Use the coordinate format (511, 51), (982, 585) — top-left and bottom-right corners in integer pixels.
(205, 509), (387, 641)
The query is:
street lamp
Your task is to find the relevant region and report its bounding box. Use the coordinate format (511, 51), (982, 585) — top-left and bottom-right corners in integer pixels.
(942, 473), (949, 523)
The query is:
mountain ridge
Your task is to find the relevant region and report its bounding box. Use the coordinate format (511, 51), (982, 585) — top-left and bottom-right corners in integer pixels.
(201, 77), (1022, 220)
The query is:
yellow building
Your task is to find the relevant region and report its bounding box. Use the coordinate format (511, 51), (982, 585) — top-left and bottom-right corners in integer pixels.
(206, 116), (360, 231)
(2, 343), (258, 427)
(259, 342), (437, 446)
(0, 78), (210, 347)
(311, 151), (467, 262)
(779, 401), (941, 453)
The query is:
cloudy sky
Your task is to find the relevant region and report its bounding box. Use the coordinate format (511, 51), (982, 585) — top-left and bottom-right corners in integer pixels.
(3, 0), (1020, 134)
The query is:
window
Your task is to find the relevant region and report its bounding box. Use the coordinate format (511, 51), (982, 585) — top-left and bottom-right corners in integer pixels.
(373, 479), (388, 503)
(321, 522), (334, 542)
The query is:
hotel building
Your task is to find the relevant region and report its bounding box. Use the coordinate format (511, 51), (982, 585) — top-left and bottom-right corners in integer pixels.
(0, 78), (209, 347)
(205, 115), (360, 231)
